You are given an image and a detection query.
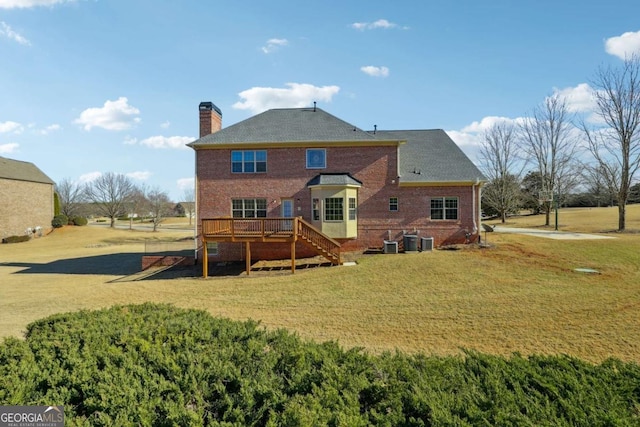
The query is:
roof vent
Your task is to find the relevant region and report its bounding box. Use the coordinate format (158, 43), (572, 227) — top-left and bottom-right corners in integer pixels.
(313, 101), (317, 112)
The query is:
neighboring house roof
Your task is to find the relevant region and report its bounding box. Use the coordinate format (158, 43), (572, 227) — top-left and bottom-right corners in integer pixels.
(307, 173), (363, 187)
(375, 130), (486, 184)
(188, 108), (392, 146)
(0, 156), (54, 185)
(189, 107), (486, 184)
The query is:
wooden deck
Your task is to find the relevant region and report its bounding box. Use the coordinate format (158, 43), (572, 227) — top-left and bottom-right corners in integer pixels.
(200, 217), (341, 276)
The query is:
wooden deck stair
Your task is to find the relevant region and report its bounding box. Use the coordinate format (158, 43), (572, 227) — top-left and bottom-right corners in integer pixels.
(296, 217), (341, 265)
(200, 217), (341, 276)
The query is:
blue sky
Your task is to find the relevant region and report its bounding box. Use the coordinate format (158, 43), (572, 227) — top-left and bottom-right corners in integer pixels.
(2, 0), (640, 201)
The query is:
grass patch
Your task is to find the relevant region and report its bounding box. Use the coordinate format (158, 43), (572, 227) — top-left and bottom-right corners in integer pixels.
(1, 210), (639, 363)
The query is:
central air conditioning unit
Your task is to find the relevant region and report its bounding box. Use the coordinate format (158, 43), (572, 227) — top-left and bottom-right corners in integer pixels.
(420, 237), (434, 251)
(383, 240), (398, 254)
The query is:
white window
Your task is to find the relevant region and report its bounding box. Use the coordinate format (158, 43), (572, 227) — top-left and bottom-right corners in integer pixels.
(231, 150), (267, 173)
(324, 197), (343, 221)
(430, 197), (458, 220)
(232, 199), (267, 218)
(389, 197), (398, 212)
(306, 149), (326, 169)
(206, 241), (218, 255)
(312, 198), (320, 221)
(348, 197), (357, 220)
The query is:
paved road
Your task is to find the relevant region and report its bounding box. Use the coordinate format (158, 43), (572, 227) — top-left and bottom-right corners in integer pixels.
(88, 221), (194, 234)
(491, 225), (615, 240)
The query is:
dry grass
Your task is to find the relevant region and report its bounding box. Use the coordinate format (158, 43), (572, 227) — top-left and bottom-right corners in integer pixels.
(1, 210), (639, 363)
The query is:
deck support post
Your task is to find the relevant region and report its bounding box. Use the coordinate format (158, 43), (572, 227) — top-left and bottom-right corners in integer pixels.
(203, 240), (209, 278)
(245, 242), (251, 275)
(291, 241), (296, 274)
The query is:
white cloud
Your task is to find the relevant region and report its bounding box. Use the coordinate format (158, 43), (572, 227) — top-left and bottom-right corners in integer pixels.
(0, 142), (19, 153)
(446, 116), (523, 159)
(0, 0), (74, 8)
(0, 120), (23, 134)
(177, 177), (194, 190)
(351, 19), (398, 31)
(261, 38), (288, 54)
(460, 116), (521, 134)
(605, 30), (640, 60)
(160, 121), (170, 129)
(123, 136), (138, 145)
(78, 171), (102, 184)
(39, 124), (61, 135)
(360, 65), (389, 77)
(551, 83), (596, 113)
(233, 83), (340, 114)
(0, 21), (31, 45)
(139, 135), (193, 149)
(74, 97), (141, 131)
(126, 170), (151, 181)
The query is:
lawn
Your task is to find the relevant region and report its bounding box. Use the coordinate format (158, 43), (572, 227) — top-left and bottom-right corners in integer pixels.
(1, 208), (639, 364)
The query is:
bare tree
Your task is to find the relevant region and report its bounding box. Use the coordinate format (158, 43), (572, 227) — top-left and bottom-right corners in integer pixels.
(580, 163), (618, 207)
(56, 178), (84, 218)
(84, 172), (137, 228)
(582, 56), (640, 231)
(147, 187), (172, 232)
(519, 94), (578, 226)
(125, 185), (148, 230)
(478, 122), (523, 222)
(181, 188), (195, 226)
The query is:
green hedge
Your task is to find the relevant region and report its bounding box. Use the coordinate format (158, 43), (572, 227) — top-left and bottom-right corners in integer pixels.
(51, 214), (68, 228)
(0, 304), (638, 425)
(71, 216), (88, 226)
(1, 235), (30, 244)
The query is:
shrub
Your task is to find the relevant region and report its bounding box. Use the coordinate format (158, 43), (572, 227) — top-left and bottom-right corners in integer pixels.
(51, 214), (68, 228)
(71, 216), (88, 226)
(0, 304), (639, 425)
(2, 235), (31, 244)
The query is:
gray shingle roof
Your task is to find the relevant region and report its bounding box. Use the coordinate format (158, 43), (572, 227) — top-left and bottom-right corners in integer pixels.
(307, 173), (363, 187)
(0, 156), (54, 184)
(375, 130), (486, 184)
(188, 108), (383, 145)
(189, 107), (485, 183)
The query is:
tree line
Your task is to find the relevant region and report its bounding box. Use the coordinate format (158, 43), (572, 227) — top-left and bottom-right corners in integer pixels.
(479, 56), (640, 231)
(55, 173), (195, 230)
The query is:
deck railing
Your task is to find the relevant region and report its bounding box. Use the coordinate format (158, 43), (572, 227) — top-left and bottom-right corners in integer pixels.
(296, 218), (341, 263)
(201, 217), (341, 264)
(202, 217), (295, 238)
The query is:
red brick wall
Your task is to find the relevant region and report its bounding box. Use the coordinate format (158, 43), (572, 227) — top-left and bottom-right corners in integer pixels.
(142, 255), (195, 270)
(196, 145), (480, 262)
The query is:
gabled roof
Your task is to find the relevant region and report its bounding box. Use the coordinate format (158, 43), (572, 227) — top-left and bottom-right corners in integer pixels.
(188, 108), (391, 146)
(189, 107), (485, 184)
(0, 156), (54, 185)
(375, 130), (486, 184)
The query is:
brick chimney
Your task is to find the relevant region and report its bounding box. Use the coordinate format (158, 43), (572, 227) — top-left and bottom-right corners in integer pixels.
(199, 101), (222, 138)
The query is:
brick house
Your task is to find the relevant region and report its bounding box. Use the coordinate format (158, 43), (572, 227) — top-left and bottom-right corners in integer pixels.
(188, 102), (485, 274)
(0, 156), (55, 239)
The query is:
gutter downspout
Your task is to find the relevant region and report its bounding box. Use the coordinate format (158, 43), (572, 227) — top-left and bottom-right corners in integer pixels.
(193, 152), (199, 263)
(472, 178), (480, 235)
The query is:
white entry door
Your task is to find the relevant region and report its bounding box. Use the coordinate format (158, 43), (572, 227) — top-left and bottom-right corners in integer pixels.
(281, 199), (294, 230)
(281, 199), (294, 217)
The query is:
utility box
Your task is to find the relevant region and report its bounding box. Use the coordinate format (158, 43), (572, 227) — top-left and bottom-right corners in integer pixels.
(403, 235), (419, 252)
(383, 240), (398, 254)
(420, 237), (434, 251)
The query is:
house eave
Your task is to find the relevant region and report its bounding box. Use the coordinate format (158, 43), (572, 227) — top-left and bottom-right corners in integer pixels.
(398, 180), (486, 187)
(188, 139), (405, 150)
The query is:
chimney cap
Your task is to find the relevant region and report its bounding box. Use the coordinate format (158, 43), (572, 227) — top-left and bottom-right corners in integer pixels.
(199, 101), (222, 116)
